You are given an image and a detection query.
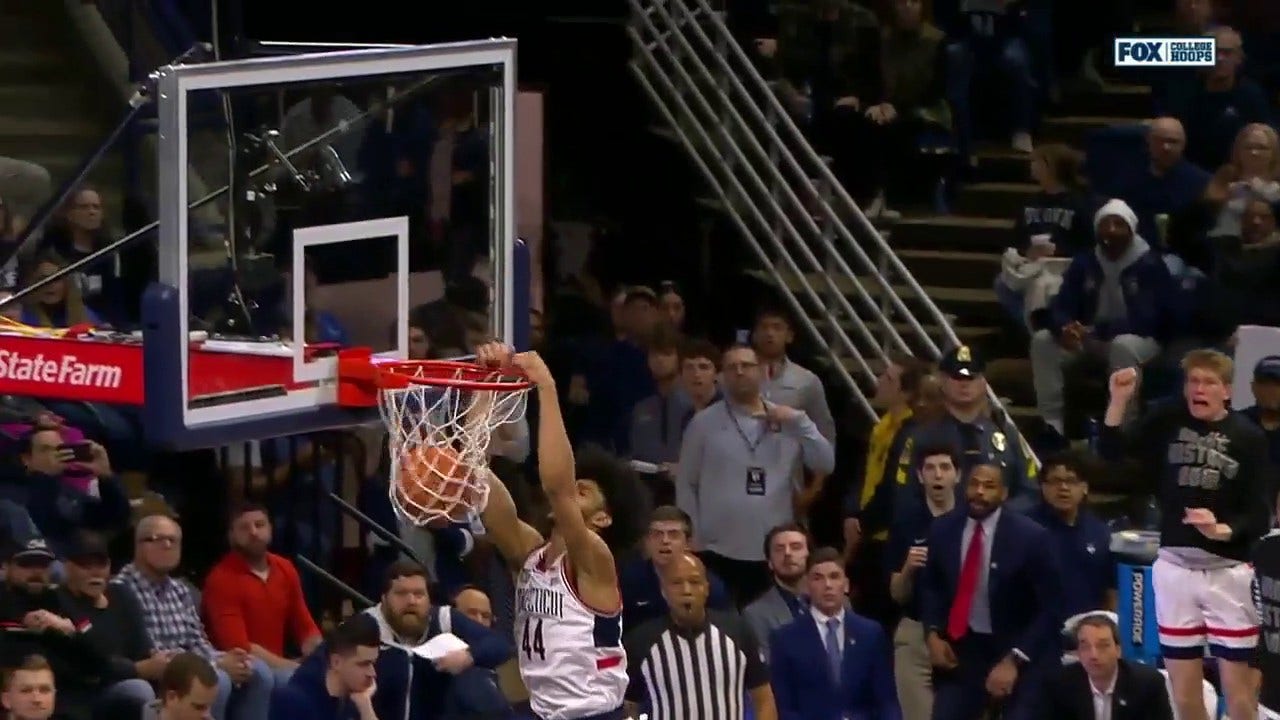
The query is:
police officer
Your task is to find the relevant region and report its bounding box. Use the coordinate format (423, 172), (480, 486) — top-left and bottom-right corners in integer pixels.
(893, 345), (1039, 519)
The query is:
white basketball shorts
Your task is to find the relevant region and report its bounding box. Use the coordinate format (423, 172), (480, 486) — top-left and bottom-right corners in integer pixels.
(1152, 556), (1259, 662)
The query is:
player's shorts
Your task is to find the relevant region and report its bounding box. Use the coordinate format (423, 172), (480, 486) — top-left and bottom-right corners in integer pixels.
(527, 706), (626, 720)
(1153, 556), (1259, 662)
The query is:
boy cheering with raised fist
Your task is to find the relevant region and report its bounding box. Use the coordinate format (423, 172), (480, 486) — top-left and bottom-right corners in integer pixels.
(1099, 350), (1270, 720)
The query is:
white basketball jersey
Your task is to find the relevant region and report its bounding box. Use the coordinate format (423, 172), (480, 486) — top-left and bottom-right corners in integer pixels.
(515, 544), (627, 720)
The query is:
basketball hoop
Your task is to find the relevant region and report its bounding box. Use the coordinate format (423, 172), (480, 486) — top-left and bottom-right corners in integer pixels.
(338, 349), (535, 527)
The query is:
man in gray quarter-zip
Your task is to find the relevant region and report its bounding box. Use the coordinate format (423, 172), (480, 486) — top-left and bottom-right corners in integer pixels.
(677, 343), (835, 607)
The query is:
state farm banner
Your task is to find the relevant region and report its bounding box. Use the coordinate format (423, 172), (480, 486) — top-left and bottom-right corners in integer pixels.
(0, 335), (305, 407)
(0, 335), (141, 404)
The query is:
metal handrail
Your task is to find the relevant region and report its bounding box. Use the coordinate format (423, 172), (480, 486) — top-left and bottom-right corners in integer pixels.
(636, 1), (925, 359)
(627, 0), (1031, 451)
(629, 65), (874, 419)
(628, 9), (912, 361)
(671, 0), (954, 349)
(629, 31), (884, 377)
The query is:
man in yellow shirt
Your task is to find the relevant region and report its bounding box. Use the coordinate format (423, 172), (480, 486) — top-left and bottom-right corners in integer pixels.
(843, 354), (930, 622)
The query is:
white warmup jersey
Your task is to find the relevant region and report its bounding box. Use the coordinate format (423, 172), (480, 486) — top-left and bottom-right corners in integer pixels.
(515, 544), (627, 720)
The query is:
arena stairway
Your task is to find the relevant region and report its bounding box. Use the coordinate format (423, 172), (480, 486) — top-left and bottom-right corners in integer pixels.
(627, 0), (1163, 447)
(887, 85), (1154, 433)
(0, 0), (125, 220)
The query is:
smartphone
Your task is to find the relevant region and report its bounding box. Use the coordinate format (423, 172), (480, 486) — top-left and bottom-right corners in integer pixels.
(59, 442), (94, 462)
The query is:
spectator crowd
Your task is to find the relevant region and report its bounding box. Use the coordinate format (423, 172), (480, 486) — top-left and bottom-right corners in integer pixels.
(6, 1), (1280, 720)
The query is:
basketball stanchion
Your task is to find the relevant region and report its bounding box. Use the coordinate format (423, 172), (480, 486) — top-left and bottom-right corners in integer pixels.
(337, 348), (534, 527)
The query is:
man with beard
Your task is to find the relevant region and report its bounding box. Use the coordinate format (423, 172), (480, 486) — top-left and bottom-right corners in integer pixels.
(0, 531), (105, 720)
(744, 524), (811, 658)
(886, 445), (961, 720)
(56, 530), (160, 718)
(897, 346), (1037, 517)
(1029, 198), (1174, 445)
(1, 655), (56, 720)
(202, 502), (322, 685)
(1100, 351), (1270, 720)
(920, 464), (1060, 720)
(272, 616), (380, 719)
(293, 560), (511, 720)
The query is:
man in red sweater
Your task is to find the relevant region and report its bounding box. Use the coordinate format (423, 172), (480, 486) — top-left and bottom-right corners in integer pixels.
(202, 502), (323, 685)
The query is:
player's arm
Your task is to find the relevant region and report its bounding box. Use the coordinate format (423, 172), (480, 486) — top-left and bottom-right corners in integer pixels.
(509, 349), (619, 601)
(477, 466), (543, 569)
(1214, 427), (1272, 543)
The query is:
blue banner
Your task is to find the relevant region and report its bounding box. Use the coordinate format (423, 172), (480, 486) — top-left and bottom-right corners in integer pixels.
(1117, 562), (1160, 666)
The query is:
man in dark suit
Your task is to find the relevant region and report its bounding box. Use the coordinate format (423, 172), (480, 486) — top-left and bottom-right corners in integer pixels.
(1040, 613), (1173, 720)
(920, 463), (1061, 720)
(770, 546), (901, 720)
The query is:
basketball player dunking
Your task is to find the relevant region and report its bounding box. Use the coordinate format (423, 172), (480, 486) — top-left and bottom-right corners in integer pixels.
(475, 343), (649, 720)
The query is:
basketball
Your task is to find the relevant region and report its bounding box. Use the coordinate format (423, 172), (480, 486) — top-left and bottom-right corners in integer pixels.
(394, 445), (479, 524)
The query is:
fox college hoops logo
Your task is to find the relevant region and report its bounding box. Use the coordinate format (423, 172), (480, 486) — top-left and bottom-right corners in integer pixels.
(1114, 37), (1216, 68)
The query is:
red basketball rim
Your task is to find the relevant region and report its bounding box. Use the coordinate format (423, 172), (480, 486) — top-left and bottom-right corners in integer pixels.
(372, 358), (534, 392)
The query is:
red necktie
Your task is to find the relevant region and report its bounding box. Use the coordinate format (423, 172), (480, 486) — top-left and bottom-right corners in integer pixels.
(947, 522), (985, 640)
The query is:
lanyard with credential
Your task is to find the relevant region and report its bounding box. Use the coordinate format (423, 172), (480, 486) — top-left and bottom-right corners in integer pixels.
(724, 400), (767, 456)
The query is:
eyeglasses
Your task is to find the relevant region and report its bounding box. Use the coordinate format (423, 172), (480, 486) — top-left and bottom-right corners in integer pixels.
(141, 535), (181, 547)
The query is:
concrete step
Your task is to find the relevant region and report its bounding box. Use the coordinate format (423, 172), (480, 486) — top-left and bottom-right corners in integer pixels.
(983, 357), (1034, 406)
(973, 147), (1033, 184)
(890, 215), (1017, 253)
(1039, 115), (1125, 147)
(813, 311), (1001, 359)
(0, 116), (101, 158)
(897, 248), (1002, 289)
(955, 181), (1038, 219)
(831, 352), (1035, 409)
(778, 269), (1001, 327)
(0, 16), (61, 48)
(0, 49), (79, 86)
(1060, 84), (1153, 118)
(23, 151), (128, 185)
(0, 85), (100, 121)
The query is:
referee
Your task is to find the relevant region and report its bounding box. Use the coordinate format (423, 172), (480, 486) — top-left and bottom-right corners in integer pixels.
(624, 552), (777, 720)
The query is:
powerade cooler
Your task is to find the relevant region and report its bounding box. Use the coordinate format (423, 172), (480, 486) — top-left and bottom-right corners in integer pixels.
(1113, 530), (1161, 666)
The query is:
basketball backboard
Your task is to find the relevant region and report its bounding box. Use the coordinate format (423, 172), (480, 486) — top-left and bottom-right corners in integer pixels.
(143, 41), (527, 450)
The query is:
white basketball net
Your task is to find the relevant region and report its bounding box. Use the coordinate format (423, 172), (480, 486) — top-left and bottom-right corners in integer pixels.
(378, 365), (531, 527)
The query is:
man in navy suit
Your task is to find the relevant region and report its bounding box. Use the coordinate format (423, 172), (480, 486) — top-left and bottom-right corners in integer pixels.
(920, 464), (1060, 720)
(770, 546), (901, 720)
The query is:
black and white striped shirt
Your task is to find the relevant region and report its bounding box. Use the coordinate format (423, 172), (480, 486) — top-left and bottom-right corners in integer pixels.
(624, 609), (768, 720)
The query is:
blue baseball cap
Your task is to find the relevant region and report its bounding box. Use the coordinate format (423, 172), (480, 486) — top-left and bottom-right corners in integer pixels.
(1255, 355), (1280, 382)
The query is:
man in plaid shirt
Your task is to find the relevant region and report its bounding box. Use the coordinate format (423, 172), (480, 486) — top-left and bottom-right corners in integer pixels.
(113, 515), (273, 720)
